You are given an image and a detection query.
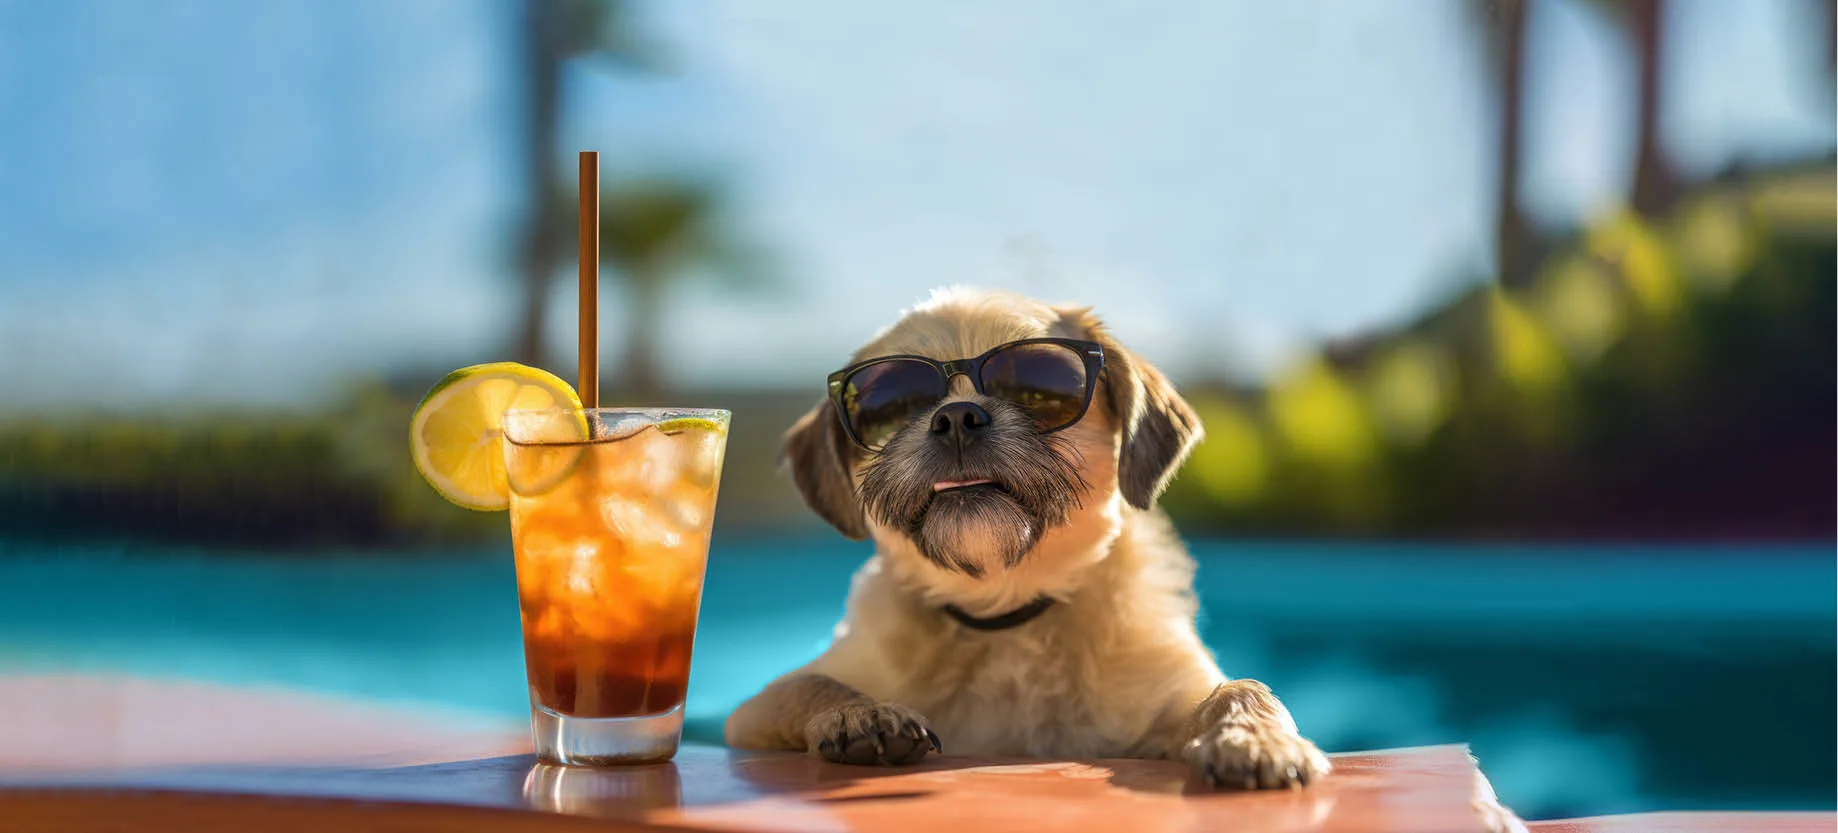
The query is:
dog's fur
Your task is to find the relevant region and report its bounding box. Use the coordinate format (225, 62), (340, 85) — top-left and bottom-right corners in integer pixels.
(724, 287), (1330, 789)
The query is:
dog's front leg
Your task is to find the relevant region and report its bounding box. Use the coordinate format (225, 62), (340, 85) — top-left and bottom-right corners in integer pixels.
(1179, 679), (1330, 790)
(724, 672), (940, 765)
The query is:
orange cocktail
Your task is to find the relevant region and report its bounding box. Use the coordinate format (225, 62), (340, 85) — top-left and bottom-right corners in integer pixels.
(502, 407), (728, 765)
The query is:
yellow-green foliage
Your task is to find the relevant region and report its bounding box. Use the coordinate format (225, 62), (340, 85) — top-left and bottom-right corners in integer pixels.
(1162, 167), (1836, 537)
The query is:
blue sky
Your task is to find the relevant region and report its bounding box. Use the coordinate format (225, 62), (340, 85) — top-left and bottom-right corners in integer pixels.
(0, 0), (1829, 407)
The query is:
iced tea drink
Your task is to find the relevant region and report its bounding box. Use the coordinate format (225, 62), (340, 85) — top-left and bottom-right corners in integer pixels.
(501, 407), (728, 765)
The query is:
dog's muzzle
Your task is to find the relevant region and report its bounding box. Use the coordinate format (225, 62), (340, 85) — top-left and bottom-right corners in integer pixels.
(857, 398), (1087, 576)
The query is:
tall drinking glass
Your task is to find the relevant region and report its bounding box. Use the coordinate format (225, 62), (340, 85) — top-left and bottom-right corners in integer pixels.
(501, 407), (729, 765)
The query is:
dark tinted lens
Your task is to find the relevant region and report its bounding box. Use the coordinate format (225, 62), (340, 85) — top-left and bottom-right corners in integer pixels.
(843, 360), (948, 448)
(978, 343), (1090, 429)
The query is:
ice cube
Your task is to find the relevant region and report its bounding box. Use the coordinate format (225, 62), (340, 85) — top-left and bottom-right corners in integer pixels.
(513, 527), (575, 576)
(598, 426), (682, 495)
(564, 539), (603, 596)
(615, 539), (701, 610)
(656, 482), (710, 531)
(678, 430), (725, 489)
(598, 495), (683, 550)
(591, 414), (654, 442)
(522, 602), (567, 640)
(572, 599), (636, 642)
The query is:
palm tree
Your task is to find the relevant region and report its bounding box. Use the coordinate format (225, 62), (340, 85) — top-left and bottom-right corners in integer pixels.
(1821, 0), (1834, 102)
(511, 0), (562, 369)
(1624, 0), (1677, 215)
(1579, 0), (1678, 215)
(572, 178), (775, 398)
(511, 0), (657, 370)
(1469, 0), (1535, 287)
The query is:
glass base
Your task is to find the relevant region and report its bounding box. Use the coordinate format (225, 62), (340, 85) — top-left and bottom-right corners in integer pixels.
(523, 759), (684, 816)
(530, 702), (684, 765)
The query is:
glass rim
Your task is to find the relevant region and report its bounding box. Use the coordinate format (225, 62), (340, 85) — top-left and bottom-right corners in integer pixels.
(504, 406), (731, 421)
(501, 407), (731, 445)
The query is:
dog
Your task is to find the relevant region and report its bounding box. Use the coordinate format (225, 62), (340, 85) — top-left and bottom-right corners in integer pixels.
(724, 286), (1329, 790)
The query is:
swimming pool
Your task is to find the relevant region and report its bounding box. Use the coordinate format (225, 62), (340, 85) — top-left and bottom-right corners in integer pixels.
(0, 537), (1829, 820)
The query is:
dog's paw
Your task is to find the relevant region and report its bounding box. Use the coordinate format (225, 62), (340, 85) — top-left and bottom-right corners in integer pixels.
(803, 701), (941, 766)
(1183, 720), (1330, 790)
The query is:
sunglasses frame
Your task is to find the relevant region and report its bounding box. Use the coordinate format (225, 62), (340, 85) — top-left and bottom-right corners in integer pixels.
(826, 338), (1106, 451)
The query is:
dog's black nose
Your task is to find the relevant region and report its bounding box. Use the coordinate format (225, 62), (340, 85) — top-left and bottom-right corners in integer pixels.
(930, 401), (991, 449)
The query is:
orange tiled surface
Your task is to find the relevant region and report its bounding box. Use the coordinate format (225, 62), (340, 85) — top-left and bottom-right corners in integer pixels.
(7, 743), (1498, 833)
(1, 675), (1828, 833)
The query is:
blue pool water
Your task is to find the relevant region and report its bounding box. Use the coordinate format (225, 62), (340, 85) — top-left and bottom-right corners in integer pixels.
(0, 537), (1830, 820)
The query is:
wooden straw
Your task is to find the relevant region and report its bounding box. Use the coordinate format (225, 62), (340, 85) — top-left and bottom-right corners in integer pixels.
(577, 151), (599, 409)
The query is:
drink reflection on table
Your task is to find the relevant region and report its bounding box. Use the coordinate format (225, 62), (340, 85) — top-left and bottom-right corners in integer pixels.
(522, 761), (685, 819)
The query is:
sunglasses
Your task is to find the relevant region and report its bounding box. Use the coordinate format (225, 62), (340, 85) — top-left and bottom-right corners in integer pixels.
(827, 338), (1106, 451)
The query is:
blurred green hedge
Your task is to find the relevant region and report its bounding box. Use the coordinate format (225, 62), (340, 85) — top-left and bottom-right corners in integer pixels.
(1162, 168), (1836, 538)
(0, 384), (501, 547)
(1, 167), (1830, 547)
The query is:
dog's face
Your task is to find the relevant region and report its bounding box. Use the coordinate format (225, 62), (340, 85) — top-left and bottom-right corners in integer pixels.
(784, 288), (1202, 593)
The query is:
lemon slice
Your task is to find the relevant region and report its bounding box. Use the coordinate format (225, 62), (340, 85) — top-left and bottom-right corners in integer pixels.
(502, 411), (594, 498)
(655, 415), (728, 435)
(410, 362), (585, 511)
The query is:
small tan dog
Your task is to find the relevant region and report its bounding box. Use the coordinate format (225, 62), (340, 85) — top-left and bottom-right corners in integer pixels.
(725, 287), (1329, 790)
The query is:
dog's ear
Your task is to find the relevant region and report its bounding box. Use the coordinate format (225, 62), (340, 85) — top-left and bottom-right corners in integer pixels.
(781, 399), (869, 540)
(1064, 308), (1204, 509)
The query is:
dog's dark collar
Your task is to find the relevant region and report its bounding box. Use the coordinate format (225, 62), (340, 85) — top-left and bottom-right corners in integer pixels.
(941, 596), (1056, 631)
